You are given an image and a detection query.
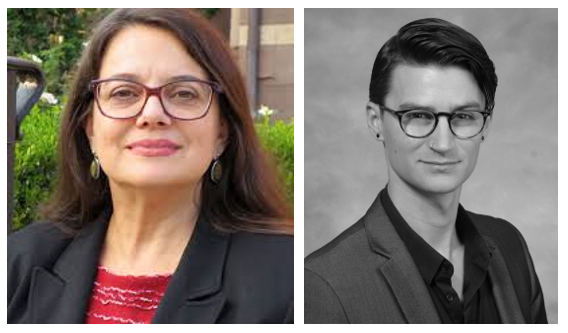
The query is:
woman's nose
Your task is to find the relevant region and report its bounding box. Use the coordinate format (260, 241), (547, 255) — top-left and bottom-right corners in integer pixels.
(135, 95), (172, 127)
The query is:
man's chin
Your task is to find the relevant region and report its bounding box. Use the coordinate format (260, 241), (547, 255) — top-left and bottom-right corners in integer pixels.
(408, 177), (465, 196)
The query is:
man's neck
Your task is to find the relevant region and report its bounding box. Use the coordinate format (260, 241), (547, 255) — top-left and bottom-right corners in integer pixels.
(387, 181), (462, 259)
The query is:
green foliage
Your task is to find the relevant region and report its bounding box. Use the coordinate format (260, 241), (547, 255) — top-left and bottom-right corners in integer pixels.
(200, 8), (221, 18)
(13, 102), (61, 231)
(8, 8), (110, 97)
(255, 113), (294, 203)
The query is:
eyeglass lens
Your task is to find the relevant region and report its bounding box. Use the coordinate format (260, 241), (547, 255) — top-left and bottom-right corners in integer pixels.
(95, 80), (213, 119)
(401, 110), (485, 138)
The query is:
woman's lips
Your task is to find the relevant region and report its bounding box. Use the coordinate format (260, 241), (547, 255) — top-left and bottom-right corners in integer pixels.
(127, 139), (181, 157)
(129, 146), (179, 157)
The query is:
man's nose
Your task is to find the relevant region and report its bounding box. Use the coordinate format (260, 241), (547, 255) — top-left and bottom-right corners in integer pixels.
(429, 114), (455, 152)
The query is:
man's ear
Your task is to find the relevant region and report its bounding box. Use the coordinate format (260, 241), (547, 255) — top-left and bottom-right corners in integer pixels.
(481, 114), (492, 141)
(366, 101), (384, 142)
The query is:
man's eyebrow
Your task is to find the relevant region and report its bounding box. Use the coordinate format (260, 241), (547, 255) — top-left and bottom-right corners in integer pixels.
(398, 101), (483, 111)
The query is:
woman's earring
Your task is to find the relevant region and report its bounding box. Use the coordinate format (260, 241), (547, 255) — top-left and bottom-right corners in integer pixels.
(210, 157), (223, 184)
(482, 136), (485, 141)
(90, 152), (101, 179)
(376, 133), (380, 138)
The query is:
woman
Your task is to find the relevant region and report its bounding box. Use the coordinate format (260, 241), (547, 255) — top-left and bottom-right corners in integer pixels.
(8, 9), (293, 324)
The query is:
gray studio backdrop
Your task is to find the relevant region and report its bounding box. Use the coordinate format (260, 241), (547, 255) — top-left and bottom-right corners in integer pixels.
(304, 9), (558, 323)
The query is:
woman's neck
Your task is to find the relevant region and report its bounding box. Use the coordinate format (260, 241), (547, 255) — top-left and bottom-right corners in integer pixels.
(100, 182), (200, 275)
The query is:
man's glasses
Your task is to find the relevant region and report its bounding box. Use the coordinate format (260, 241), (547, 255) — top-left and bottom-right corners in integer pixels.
(379, 105), (492, 139)
(90, 77), (223, 121)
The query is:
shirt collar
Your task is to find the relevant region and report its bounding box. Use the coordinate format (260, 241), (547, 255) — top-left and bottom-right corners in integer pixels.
(379, 186), (492, 285)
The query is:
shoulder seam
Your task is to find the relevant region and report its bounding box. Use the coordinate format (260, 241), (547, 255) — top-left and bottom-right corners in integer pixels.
(305, 267), (349, 322)
(306, 221), (366, 263)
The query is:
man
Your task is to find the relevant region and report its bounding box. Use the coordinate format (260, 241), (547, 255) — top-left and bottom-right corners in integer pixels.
(304, 18), (547, 324)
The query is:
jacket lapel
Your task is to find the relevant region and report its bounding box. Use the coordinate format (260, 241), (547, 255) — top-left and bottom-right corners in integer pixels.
(483, 236), (525, 323)
(152, 216), (229, 323)
(364, 193), (441, 324)
(29, 210), (111, 323)
(380, 252), (441, 323)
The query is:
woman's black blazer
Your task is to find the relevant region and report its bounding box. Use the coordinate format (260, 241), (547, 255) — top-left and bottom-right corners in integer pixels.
(8, 209), (294, 323)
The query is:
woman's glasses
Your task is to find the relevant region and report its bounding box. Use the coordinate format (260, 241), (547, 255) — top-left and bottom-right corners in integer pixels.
(90, 77), (223, 121)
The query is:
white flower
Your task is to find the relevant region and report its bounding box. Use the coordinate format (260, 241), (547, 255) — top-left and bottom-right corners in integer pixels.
(30, 54), (43, 64)
(258, 105), (275, 117)
(41, 92), (58, 105)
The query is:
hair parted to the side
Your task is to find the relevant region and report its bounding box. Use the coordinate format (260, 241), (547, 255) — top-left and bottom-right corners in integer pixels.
(41, 9), (292, 235)
(369, 18), (498, 111)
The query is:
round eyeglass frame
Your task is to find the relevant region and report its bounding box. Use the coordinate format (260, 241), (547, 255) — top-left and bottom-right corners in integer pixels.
(378, 104), (492, 139)
(90, 77), (223, 121)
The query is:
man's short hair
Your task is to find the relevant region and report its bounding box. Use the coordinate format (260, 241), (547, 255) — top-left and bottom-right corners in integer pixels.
(369, 18), (498, 111)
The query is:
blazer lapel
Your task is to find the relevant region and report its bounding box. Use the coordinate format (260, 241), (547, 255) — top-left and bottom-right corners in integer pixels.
(380, 252), (441, 323)
(29, 210), (111, 323)
(152, 216), (229, 324)
(364, 193), (441, 324)
(483, 236), (525, 323)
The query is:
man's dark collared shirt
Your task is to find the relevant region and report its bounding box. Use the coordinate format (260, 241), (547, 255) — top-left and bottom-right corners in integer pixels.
(380, 188), (500, 324)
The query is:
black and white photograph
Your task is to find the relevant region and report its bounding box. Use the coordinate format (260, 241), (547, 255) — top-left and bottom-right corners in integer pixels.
(304, 8), (557, 324)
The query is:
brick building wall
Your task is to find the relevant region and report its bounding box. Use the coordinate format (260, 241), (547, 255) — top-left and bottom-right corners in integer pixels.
(210, 9), (294, 120)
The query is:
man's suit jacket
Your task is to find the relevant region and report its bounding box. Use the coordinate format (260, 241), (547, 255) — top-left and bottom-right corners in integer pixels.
(304, 193), (547, 323)
(8, 209), (294, 323)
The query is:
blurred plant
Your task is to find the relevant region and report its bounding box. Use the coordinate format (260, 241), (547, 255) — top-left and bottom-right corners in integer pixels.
(200, 8), (220, 18)
(8, 9), (112, 97)
(13, 101), (61, 231)
(254, 106), (294, 203)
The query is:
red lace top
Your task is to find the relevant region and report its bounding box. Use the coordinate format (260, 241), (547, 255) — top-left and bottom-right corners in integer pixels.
(85, 266), (172, 324)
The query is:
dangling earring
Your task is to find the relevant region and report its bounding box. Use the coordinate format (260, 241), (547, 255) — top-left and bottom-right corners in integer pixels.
(90, 152), (101, 179)
(210, 157), (222, 184)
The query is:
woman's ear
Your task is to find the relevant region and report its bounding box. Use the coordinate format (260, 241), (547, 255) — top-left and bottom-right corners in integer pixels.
(85, 114), (95, 150)
(215, 117), (229, 156)
(85, 115), (93, 137)
(366, 101), (385, 142)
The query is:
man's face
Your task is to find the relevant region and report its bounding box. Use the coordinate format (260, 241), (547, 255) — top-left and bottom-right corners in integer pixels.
(373, 64), (490, 195)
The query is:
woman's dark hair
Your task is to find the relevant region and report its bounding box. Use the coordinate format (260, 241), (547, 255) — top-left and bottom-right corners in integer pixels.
(369, 18), (498, 111)
(42, 9), (292, 235)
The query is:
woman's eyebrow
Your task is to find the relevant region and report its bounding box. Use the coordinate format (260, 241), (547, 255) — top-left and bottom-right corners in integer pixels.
(168, 74), (206, 82)
(103, 73), (206, 82)
(105, 73), (140, 81)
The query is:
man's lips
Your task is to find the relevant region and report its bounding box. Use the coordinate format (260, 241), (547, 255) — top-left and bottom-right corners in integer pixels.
(127, 139), (181, 157)
(421, 160), (460, 165)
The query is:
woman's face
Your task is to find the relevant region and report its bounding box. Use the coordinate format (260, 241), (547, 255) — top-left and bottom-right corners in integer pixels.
(86, 24), (226, 190)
